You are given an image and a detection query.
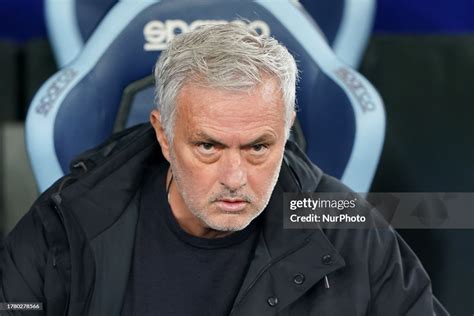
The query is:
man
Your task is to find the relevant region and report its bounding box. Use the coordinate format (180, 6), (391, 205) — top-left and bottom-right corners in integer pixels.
(0, 23), (447, 315)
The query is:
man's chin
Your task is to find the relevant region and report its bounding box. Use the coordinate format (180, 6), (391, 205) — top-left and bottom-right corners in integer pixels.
(203, 214), (254, 232)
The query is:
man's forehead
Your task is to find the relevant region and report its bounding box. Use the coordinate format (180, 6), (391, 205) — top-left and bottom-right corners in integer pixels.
(177, 77), (282, 107)
(177, 81), (282, 117)
(172, 80), (285, 143)
(179, 97), (284, 128)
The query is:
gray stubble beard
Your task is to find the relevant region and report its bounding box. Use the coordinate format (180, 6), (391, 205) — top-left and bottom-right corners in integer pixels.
(168, 147), (284, 232)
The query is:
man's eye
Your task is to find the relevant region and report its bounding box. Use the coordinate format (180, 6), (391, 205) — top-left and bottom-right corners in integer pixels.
(197, 143), (217, 154)
(250, 144), (268, 154)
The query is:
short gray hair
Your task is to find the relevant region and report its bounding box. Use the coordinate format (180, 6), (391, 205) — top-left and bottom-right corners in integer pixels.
(154, 22), (298, 141)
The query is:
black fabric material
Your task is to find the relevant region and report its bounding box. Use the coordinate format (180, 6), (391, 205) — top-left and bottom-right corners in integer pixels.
(0, 123), (449, 315)
(121, 160), (259, 315)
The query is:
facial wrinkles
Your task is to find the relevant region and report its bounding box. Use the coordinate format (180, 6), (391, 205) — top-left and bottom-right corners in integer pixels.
(167, 80), (287, 232)
(179, 90), (284, 164)
(182, 78), (284, 128)
(171, 142), (254, 207)
(197, 104), (283, 135)
(169, 144), (283, 231)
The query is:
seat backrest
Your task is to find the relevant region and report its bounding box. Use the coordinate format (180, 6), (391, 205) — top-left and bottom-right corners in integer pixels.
(28, 0), (385, 193)
(45, 0), (117, 67)
(46, 0), (375, 68)
(299, 0), (376, 67)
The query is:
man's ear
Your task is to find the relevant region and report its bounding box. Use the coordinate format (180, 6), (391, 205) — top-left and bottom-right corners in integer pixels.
(150, 109), (171, 162)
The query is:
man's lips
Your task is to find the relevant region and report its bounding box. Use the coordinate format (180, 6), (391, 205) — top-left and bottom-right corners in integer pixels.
(215, 199), (248, 212)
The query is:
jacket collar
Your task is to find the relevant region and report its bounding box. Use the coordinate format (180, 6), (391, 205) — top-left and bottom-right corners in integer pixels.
(58, 124), (156, 239)
(50, 125), (156, 315)
(230, 155), (346, 315)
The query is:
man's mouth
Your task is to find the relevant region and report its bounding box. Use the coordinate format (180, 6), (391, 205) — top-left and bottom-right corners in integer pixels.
(215, 199), (248, 213)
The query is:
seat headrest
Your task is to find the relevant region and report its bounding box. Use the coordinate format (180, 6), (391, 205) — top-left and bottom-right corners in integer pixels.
(46, 0), (376, 68)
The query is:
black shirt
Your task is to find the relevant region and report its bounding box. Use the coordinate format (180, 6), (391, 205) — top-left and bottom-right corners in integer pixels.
(121, 161), (260, 315)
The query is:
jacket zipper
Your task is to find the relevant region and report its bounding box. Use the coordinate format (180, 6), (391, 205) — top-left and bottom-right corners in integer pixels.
(51, 192), (71, 316)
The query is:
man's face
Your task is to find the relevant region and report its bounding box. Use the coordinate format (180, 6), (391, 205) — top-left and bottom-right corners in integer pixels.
(152, 78), (291, 234)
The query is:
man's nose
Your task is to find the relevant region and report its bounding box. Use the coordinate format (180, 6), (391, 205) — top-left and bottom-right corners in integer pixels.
(220, 150), (247, 191)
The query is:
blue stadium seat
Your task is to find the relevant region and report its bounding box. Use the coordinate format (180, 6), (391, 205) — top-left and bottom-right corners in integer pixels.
(300, 0), (376, 67)
(28, 0), (385, 192)
(46, 0), (375, 68)
(45, 0), (117, 67)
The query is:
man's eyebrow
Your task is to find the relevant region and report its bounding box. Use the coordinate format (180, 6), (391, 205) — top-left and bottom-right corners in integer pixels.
(192, 132), (226, 147)
(242, 134), (276, 147)
(192, 132), (276, 148)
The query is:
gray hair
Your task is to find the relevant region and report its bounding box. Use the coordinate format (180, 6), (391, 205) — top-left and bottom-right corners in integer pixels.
(154, 22), (298, 141)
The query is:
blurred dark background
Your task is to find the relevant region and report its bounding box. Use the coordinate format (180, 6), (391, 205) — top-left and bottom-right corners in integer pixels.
(0, 0), (473, 314)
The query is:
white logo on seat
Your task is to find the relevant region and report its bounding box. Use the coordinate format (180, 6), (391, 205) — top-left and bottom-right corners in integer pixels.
(334, 67), (376, 113)
(35, 68), (78, 117)
(144, 19), (271, 51)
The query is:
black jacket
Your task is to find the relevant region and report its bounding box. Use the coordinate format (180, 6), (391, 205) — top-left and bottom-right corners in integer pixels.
(0, 124), (448, 315)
